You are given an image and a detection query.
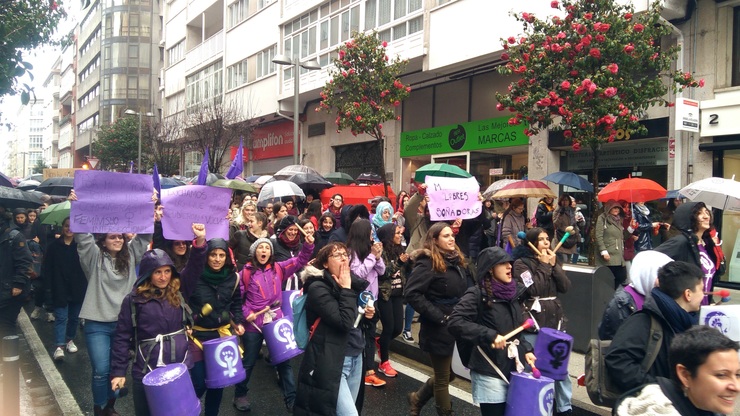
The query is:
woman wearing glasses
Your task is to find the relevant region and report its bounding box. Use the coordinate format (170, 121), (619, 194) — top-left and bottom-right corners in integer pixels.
(294, 242), (374, 416)
(70, 191), (152, 416)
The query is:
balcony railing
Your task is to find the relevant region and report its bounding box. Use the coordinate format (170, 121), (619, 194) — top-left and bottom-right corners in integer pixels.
(186, 30), (223, 71)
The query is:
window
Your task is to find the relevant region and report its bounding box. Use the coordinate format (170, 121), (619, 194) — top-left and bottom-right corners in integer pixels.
(168, 41), (184, 66)
(30, 136), (43, 148)
(228, 0), (248, 28)
(227, 59), (248, 90)
(365, 0), (422, 31)
(255, 45), (276, 79)
(186, 61), (223, 113)
(80, 57), (101, 82)
(79, 85), (100, 108)
(733, 7), (740, 86)
(77, 115), (99, 134)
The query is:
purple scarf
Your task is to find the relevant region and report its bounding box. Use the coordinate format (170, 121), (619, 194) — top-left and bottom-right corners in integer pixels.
(491, 278), (518, 301)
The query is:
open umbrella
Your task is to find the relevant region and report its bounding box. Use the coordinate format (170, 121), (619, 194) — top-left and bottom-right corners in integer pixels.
(597, 177), (666, 203)
(24, 173), (44, 182)
(541, 171), (594, 193)
(679, 176), (740, 212)
(160, 177), (186, 189)
(491, 180), (555, 199)
(0, 187), (44, 209)
(356, 172), (383, 184)
(287, 173), (334, 192)
(257, 180), (305, 204)
(273, 165), (321, 180)
(39, 200), (71, 226)
(244, 175), (261, 183)
(17, 179), (41, 191)
(212, 179), (258, 193)
(254, 175), (273, 186)
(324, 172), (355, 185)
(0, 172), (16, 188)
(414, 163), (472, 183)
(482, 179), (521, 199)
(36, 177), (74, 197)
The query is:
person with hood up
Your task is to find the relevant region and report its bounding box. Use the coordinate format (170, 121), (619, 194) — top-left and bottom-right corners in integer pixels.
(613, 326), (740, 416)
(535, 196), (556, 239)
(293, 242), (374, 416)
(0, 216), (32, 345)
(631, 202), (661, 253)
(232, 232), (314, 412)
(371, 201), (397, 241)
(448, 247), (536, 416)
(595, 200), (628, 288)
(655, 202), (724, 305)
(330, 204), (370, 244)
(598, 250), (673, 341)
(179, 223), (246, 416)
(110, 249), (192, 416)
(513, 227), (572, 416)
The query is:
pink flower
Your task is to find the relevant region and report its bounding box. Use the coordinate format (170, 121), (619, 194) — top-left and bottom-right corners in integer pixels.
(607, 63), (619, 74)
(560, 80), (571, 90)
(396, 116), (401, 120)
(501, 53), (509, 61)
(508, 36), (516, 44)
(589, 48), (601, 59)
(633, 23), (644, 33)
(595, 23), (610, 33)
(382, 41), (388, 47)
(572, 141), (581, 151)
(353, 102), (360, 108)
(564, 130), (573, 138)
(570, 70), (579, 77)
(624, 13), (633, 20)
(496, 103), (505, 111)
(576, 24), (587, 35)
(378, 124), (383, 129)
(406, 86), (411, 92)
(508, 118), (520, 125)
(522, 12), (534, 23)
(595, 34), (605, 42)
(584, 12), (593, 20)
(699, 79), (705, 87)
(588, 83), (597, 94)
(581, 35), (591, 46)
(394, 100), (400, 107)
(551, 1), (558, 8)
(624, 43), (635, 54)
(556, 32), (566, 39)
(356, 116), (362, 121)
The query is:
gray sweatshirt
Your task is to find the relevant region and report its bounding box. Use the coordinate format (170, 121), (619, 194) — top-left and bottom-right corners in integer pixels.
(76, 233), (152, 322)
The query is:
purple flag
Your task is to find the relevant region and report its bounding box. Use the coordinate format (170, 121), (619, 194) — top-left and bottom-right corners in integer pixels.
(225, 138), (244, 179)
(196, 148), (209, 186)
(152, 164), (161, 198)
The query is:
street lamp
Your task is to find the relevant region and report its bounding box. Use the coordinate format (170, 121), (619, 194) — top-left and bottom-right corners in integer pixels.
(124, 109), (155, 173)
(272, 54), (321, 165)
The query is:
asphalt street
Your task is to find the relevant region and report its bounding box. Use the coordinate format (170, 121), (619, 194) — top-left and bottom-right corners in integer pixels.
(24, 303), (480, 416)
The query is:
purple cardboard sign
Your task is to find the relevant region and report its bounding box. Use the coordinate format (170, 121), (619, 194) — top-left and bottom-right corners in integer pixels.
(70, 170), (155, 234)
(160, 185), (231, 241)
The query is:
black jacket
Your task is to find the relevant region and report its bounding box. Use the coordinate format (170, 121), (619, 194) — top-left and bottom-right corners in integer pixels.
(448, 284), (532, 380)
(598, 286), (637, 341)
(230, 227), (259, 269)
(404, 249), (473, 355)
(43, 237), (87, 307)
(655, 202), (724, 288)
(604, 295), (675, 392)
(0, 226), (32, 307)
(535, 200), (555, 236)
(513, 254), (570, 331)
(294, 265), (368, 416)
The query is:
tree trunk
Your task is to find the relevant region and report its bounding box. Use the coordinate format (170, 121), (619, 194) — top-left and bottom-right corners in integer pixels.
(588, 144), (601, 266)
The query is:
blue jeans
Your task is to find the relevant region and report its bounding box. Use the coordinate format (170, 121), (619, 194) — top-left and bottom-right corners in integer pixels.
(336, 354), (362, 416)
(234, 330), (296, 407)
(84, 320), (117, 407)
(522, 332), (572, 413)
(54, 303), (82, 347)
(404, 303), (415, 332)
(190, 360), (224, 416)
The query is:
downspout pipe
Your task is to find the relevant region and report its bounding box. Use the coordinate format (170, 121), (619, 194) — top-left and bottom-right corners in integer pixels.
(658, 15), (685, 190)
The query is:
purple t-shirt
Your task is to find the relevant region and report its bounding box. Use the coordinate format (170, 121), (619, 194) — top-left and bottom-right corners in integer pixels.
(697, 244), (716, 306)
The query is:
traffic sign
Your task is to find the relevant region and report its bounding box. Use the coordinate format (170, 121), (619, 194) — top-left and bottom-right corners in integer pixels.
(88, 157), (99, 169)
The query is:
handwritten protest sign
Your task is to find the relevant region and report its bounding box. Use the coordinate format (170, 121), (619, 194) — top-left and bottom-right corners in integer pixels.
(70, 171), (154, 234)
(161, 185), (232, 241)
(426, 176), (482, 221)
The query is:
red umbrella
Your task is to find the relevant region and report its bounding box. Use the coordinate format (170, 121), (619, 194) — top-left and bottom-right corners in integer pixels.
(490, 180), (555, 199)
(597, 178), (666, 203)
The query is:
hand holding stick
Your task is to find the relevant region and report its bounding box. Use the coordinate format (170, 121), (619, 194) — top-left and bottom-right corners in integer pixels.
(501, 318), (535, 341)
(552, 226), (574, 253)
(517, 231), (542, 256)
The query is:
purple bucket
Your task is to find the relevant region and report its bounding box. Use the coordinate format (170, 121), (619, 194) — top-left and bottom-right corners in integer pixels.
(202, 335), (247, 389)
(143, 363), (200, 416)
(263, 317), (303, 365)
(505, 371), (555, 416)
(281, 290), (300, 321)
(533, 328), (573, 381)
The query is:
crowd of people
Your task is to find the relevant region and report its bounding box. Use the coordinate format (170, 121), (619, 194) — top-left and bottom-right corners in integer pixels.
(0, 177), (735, 416)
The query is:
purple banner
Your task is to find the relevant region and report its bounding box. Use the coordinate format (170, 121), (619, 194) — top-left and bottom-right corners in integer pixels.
(160, 185), (232, 241)
(70, 170), (155, 234)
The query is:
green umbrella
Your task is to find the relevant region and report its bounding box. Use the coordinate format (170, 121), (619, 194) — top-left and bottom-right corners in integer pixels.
(212, 179), (258, 193)
(414, 163), (472, 183)
(324, 172), (355, 185)
(39, 200), (71, 226)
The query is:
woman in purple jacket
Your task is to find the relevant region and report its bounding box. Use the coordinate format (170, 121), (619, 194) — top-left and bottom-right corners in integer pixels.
(232, 233), (314, 412)
(110, 248), (191, 416)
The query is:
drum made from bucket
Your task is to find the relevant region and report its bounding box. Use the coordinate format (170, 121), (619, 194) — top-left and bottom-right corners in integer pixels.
(263, 317), (303, 365)
(505, 371), (555, 416)
(281, 290), (300, 321)
(202, 335), (247, 389)
(143, 363), (201, 416)
(533, 328), (573, 381)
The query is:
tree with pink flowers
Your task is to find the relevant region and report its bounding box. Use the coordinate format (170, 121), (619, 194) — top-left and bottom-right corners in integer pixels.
(318, 31), (410, 195)
(495, 0), (703, 262)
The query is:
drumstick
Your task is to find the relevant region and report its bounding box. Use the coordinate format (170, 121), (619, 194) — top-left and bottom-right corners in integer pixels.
(706, 290), (731, 298)
(552, 226), (575, 253)
(502, 318), (535, 341)
(517, 231), (542, 256)
(254, 306), (271, 316)
(531, 365), (541, 379)
(296, 224), (309, 237)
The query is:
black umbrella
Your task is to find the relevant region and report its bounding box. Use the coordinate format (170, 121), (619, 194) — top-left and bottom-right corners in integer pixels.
(36, 177), (74, 197)
(287, 173), (334, 192)
(160, 177), (186, 189)
(0, 172), (16, 188)
(356, 172), (383, 184)
(0, 187), (44, 209)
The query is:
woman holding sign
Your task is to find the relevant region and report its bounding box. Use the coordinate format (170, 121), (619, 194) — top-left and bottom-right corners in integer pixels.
(68, 190), (153, 416)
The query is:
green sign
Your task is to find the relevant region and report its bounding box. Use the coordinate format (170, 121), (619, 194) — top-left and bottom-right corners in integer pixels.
(400, 116), (528, 157)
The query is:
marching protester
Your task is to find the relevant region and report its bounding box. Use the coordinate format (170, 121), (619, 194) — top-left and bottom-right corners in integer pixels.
(0, 215), (33, 347)
(233, 228), (314, 412)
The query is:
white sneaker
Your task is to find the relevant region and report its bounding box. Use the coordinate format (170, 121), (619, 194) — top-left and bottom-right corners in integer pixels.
(30, 306), (43, 320)
(53, 347), (64, 362)
(47, 312), (55, 322)
(402, 330), (415, 343)
(66, 340), (78, 353)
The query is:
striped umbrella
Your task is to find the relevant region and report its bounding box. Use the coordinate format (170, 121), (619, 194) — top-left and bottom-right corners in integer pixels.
(491, 180), (556, 199)
(482, 179), (521, 199)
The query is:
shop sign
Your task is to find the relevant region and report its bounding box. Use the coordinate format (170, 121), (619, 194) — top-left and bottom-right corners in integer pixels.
(400, 116), (527, 157)
(676, 98), (700, 133)
(250, 121), (295, 160)
(549, 117), (668, 148)
(229, 146), (249, 162)
(489, 168), (504, 175)
(566, 141), (669, 170)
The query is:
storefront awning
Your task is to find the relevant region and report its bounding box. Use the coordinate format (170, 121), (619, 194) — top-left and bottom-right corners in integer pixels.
(698, 140), (740, 152)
